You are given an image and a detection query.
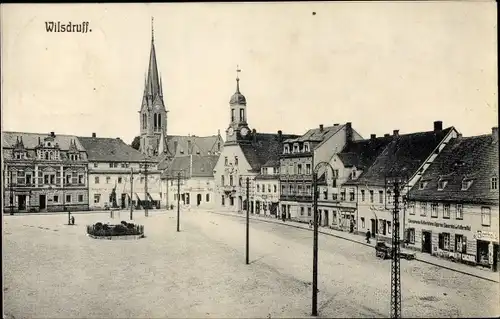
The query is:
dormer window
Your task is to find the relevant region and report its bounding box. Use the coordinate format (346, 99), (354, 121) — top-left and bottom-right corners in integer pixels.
(351, 170), (356, 179)
(283, 144), (290, 154)
(461, 178), (473, 190)
(491, 177), (498, 190)
(293, 143), (300, 153)
(304, 143), (310, 152)
(419, 181), (428, 190)
(437, 179), (448, 190)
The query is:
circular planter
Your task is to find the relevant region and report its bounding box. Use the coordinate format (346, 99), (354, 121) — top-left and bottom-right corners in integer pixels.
(86, 222), (145, 240)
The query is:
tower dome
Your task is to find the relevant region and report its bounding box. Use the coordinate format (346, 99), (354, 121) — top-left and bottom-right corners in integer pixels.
(229, 77), (246, 105)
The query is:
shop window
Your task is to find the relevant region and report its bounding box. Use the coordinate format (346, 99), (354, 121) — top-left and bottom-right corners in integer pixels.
(455, 234), (467, 254)
(431, 203), (438, 218)
(407, 228), (415, 244)
(307, 207), (312, 216)
(443, 204), (450, 219)
(455, 204), (463, 219)
(300, 207), (304, 216)
(438, 233), (451, 251)
(481, 207), (491, 226)
(361, 217), (365, 228)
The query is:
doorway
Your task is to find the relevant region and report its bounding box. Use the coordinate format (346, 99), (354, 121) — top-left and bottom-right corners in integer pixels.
(371, 219), (378, 238)
(18, 195), (27, 211)
(323, 210), (329, 226)
(121, 194), (127, 209)
(197, 194), (202, 206)
(39, 194), (46, 210)
(421, 231), (432, 253)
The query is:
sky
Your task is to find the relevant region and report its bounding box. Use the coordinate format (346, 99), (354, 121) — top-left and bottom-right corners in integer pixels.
(1, 2), (497, 145)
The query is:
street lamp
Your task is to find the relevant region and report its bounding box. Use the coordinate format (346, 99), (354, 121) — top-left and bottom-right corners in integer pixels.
(311, 161), (335, 317)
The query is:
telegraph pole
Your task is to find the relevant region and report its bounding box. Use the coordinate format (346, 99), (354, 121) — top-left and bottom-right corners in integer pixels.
(246, 177), (250, 265)
(10, 169), (14, 215)
(177, 172), (181, 232)
(130, 167), (134, 220)
(144, 159), (149, 217)
(312, 171), (319, 317)
(391, 178), (402, 319)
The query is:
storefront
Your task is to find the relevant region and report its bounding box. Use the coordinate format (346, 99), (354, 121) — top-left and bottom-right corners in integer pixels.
(474, 230), (499, 272)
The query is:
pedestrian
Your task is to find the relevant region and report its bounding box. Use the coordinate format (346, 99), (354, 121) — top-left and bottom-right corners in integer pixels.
(366, 230), (371, 244)
(71, 215), (75, 225)
(309, 220), (313, 229)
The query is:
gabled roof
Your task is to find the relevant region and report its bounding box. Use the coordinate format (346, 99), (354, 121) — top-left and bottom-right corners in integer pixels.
(284, 124), (343, 144)
(161, 155), (219, 179)
(408, 134), (499, 205)
(336, 136), (394, 169)
(78, 137), (146, 162)
(3, 131), (85, 151)
(345, 127), (454, 187)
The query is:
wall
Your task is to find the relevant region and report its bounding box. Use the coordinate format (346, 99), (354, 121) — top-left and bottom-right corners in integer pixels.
(164, 176), (216, 209)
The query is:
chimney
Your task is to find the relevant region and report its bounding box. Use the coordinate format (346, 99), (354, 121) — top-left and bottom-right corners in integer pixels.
(334, 123), (339, 126)
(217, 129), (220, 136)
(92, 132), (96, 138)
(50, 131), (55, 137)
(492, 127), (498, 143)
(393, 130), (399, 137)
(252, 129), (257, 143)
(319, 124), (324, 132)
(457, 133), (463, 138)
(370, 134), (376, 141)
(384, 134), (390, 138)
(345, 122), (353, 143)
(278, 130), (283, 142)
(434, 121), (443, 132)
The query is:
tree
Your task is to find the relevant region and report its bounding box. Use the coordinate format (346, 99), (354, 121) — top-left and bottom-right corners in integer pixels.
(131, 136), (140, 150)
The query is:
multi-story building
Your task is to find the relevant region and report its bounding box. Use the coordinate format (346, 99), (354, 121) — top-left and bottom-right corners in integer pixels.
(343, 121), (459, 240)
(213, 71), (299, 213)
(317, 134), (394, 229)
(279, 122), (363, 222)
(78, 134), (162, 210)
(161, 154), (219, 209)
(3, 131), (89, 213)
(254, 159), (281, 216)
(406, 127), (499, 271)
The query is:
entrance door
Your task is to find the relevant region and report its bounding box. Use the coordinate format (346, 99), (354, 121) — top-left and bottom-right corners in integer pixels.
(18, 195), (27, 211)
(324, 210), (329, 227)
(371, 219), (376, 238)
(39, 194), (46, 210)
(422, 231), (432, 253)
(197, 194), (202, 206)
(121, 194), (126, 209)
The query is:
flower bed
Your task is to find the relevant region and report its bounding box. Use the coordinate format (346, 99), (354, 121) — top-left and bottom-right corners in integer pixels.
(86, 221), (144, 239)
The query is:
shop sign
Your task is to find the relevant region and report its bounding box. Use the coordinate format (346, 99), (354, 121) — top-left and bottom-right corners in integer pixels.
(407, 219), (471, 231)
(461, 254), (476, 263)
(473, 231), (499, 242)
(489, 242), (494, 264)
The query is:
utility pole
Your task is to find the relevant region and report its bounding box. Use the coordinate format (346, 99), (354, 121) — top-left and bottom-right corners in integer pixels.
(177, 172), (181, 232)
(391, 178), (402, 319)
(144, 159), (149, 217)
(246, 177), (250, 265)
(130, 167), (134, 220)
(312, 171), (319, 317)
(10, 169), (14, 215)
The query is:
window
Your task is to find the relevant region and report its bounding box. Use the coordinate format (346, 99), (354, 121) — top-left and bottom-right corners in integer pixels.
(109, 163), (113, 168)
(351, 170), (356, 179)
(349, 189), (355, 201)
(94, 194), (100, 204)
(297, 185), (302, 194)
(53, 195), (59, 203)
(289, 185), (293, 194)
(224, 157), (228, 166)
(274, 185), (277, 193)
(78, 174), (84, 185)
(461, 179), (473, 190)
(491, 177), (498, 190)
(140, 177), (144, 183)
(407, 228), (415, 244)
(378, 190), (383, 204)
(340, 190), (346, 201)
(323, 190), (328, 200)
(300, 207), (304, 216)
(304, 143), (310, 152)
(268, 185), (271, 192)
(221, 176), (225, 186)
(306, 185), (311, 195)
(307, 207), (312, 216)
(409, 201), (415, 215)
(281, 185), (286, 194)
(420, 202), (427, 216)
(239, 108), (245, 122)
(257, 184), (261, 192)
(439, 233), (451, 251)
(387, 191), (392, 205)
(106, 176), (111, 184)
(306, 164), (311, 174)
(369, 190), (374, 203)
(438, 180), (448, 190)
(293, 144), (299, 153)
(95, 177), (99, 184)
(481, 207), (491, 226)
(78, 194), (84, 202)
(387, 221), (391, 234)
(118, 177), (122, 184)
(443, 204), (450, 218)
(361, 217), (365, 228)
(455, 204), (463, 219)
(332, 193), (338, 201)
(361, 190), (365, 202)
(230, 175), (233, 186)
(221, 195), (225, 206)
(284, 144), (290, 154)
(431, 203), (438, 218)
(206, 194), (210, 202)
(455, 235), (467, 253)
(93, 163), (98, 168)
(66, 194), (72, 203)
(235, 156), (238, 165)
(419, 181), (428, 190)
(297, 164), (302, 175)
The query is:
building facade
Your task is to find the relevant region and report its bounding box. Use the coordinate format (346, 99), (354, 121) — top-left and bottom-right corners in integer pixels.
(161, 154), (218, 209)
(213, 71), (298, 213)
(279, 122), (363, 222)
(254, 160), (281, 216)
(3, 131), (89, 213)
(406, 127), (499, 271)
(78, 134), (162, 210)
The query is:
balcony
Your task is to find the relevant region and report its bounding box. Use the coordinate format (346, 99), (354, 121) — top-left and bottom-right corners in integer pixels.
(280, 151), (313, 159)
(279, 174), (313, 182)
(222, 185), (237, 193)
(280, 194), (313, 202)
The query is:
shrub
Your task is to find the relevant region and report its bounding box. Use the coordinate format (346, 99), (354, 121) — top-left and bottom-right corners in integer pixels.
(94, 222), (103, 231)
(121, 221), (128, 226)
(127, 223), (135, 229)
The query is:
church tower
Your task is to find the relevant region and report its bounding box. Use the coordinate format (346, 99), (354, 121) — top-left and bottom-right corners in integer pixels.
(139, 17), (168, 156)
(225, 66), (252, 145)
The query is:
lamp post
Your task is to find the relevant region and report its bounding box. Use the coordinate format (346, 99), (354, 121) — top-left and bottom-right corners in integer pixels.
(177, 171), (181, 232)
(311, 161), (335, 317)
(246, 177), (250, 265)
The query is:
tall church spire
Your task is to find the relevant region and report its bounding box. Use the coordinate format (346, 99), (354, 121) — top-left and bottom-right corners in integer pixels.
(144, 16), (161, 99)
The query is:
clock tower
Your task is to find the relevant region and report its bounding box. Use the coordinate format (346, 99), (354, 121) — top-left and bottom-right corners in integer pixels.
(225, 66), (252, 145)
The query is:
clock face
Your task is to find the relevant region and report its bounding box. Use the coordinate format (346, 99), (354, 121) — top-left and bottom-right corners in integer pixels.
(227, 127), (234, 136)
(240, 127), (249, 137)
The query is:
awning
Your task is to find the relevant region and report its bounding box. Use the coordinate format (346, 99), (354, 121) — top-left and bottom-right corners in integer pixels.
(148, 193), (161, 201)
(135, 193), (145, 201)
